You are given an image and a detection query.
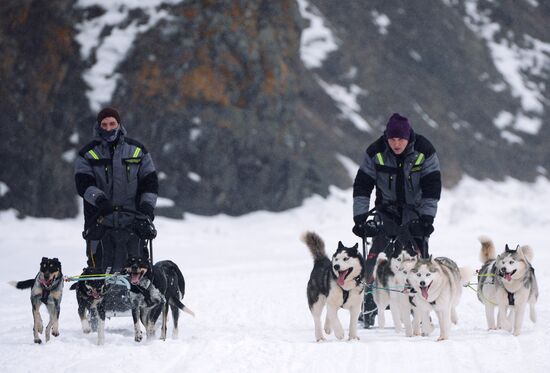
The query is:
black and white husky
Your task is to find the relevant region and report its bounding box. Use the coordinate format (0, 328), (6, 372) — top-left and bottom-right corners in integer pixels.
(301, 231), (365, 341)
(477, 236), (538, 335)
(373, 250), (416, 336)
(407, 255), (471, 341)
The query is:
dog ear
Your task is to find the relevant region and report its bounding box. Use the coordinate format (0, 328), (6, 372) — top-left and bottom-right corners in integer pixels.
(338, 241), (345, 250)
(41, 257), (48, 263)
(505, 244), (516, 253)
(352, 242), (358, 250)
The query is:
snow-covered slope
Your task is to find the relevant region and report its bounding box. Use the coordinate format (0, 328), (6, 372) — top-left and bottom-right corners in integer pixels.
(0, 178), (549, 372)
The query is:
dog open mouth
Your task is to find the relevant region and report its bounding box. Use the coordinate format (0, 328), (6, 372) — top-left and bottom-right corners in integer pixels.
(502, 270), (516, 281)
(129, 270), (145, 285)
(39, 275), (55, 287)
(420, 282), (432, 300)
(337, 268), (353, 286)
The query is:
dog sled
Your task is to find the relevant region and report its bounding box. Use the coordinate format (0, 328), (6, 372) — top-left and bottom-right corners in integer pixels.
(77, 208), (157, 325)
(359, 204), (428, 328)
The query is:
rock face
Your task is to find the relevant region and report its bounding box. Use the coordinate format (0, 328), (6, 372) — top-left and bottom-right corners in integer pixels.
(0, 0), (90, 218)
(0, 0), (549, 219)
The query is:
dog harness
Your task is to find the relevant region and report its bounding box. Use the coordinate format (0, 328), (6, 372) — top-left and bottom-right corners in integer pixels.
(341, 275), (366, 306)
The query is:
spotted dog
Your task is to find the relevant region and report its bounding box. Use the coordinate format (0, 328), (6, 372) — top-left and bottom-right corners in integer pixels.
(10, 257), (64, 344)
(124, 256), (165, 342)
(69, 267), (108, 345)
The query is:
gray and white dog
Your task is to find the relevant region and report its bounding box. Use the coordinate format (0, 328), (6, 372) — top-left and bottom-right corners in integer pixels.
(477, 236), (538, 335)
(301, 231), (365, 341)
(373, 249), (416, 336)
(407, 255), (471, 341)
(10, 257), (64, 344)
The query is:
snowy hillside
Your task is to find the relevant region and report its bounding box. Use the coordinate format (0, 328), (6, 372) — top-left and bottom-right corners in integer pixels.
(0, 178), (549, 372)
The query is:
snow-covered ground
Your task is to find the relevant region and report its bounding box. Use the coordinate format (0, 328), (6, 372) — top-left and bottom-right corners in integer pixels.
(1, 177), (549, 372)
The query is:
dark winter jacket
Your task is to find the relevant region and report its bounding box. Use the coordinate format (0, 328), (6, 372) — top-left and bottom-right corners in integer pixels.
(353, 131), (441, 224)
(74, 124), (158, 229)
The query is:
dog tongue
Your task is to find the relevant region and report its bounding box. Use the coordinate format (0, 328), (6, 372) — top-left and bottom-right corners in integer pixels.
(338, 272), (347, 286)
(421, 286), (429, 300)
(131, 273), (141, 284)
(505, 273), (512, 281)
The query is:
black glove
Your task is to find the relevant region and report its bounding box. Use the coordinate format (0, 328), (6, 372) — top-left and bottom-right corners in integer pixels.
(95, 195), (113, 216)
(409, 215), (434, 237)
(134, 217), (157, 240)
(352, 220), (378, 238)
(138, 202), (155, 221)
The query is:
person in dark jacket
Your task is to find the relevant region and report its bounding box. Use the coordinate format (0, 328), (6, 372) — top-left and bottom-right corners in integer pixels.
(352, 113), (442, 325)
(75, 107), (159, 271)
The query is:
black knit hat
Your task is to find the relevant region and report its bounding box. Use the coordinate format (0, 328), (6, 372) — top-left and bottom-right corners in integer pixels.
(97, 107), (121, 124)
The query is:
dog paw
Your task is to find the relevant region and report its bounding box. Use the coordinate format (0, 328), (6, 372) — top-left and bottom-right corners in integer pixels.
(316, 336), (326, 342)
(135, 332), (143, 343)
(335, 331), (345, 340)
(324, 326), (332, 334)
(348, 335), (360, 341)
(34, 338), (42, 344)
(437, 336), (448, 341)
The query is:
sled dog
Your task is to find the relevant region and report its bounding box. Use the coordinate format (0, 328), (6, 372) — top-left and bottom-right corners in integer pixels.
(10, 257), (64, 344)
(124, 256), (165, 342)
(407, 255), (471, 340)
(152, 260), (195, 340)
(477, 236), (538, 335)
(301, 231), (365, 341)
(373, 249), (417, 336)
(69, 267), (108, 345)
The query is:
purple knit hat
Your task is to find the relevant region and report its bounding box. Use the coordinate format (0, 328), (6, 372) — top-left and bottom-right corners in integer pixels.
(385, 113), (411, 139)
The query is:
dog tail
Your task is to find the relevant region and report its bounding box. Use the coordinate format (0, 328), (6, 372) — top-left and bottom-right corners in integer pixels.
(171, 262), (186, 299)
(170, 298), (196, 317)
(9, 279), (35, 289)
(459, 266), (475, 286)
(520, 244), (534, 262)
(373, 252), (387, 281)
(478, 235), (496, 263)
(300, 231), (326, 261)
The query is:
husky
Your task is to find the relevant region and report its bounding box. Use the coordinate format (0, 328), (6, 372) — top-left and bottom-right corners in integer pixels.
(373, 249), (417, 336)
(123, 256), (165, 342)
(69, 267), (108, 345)
(10, 257), (64, 344)
(407, 255), (471, 341)
(301, 231), (365, 341)
(477, 236), (538, 335)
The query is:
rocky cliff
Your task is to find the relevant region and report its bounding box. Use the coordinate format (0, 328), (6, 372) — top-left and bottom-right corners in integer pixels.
(1, 0), (549, 219)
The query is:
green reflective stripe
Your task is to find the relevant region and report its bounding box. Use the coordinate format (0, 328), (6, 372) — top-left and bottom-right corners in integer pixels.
(88, 150), (99, 160)
(415, 153), (425, 166)
(376, 152), (384, 165)
(132, 147), (141, 158)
